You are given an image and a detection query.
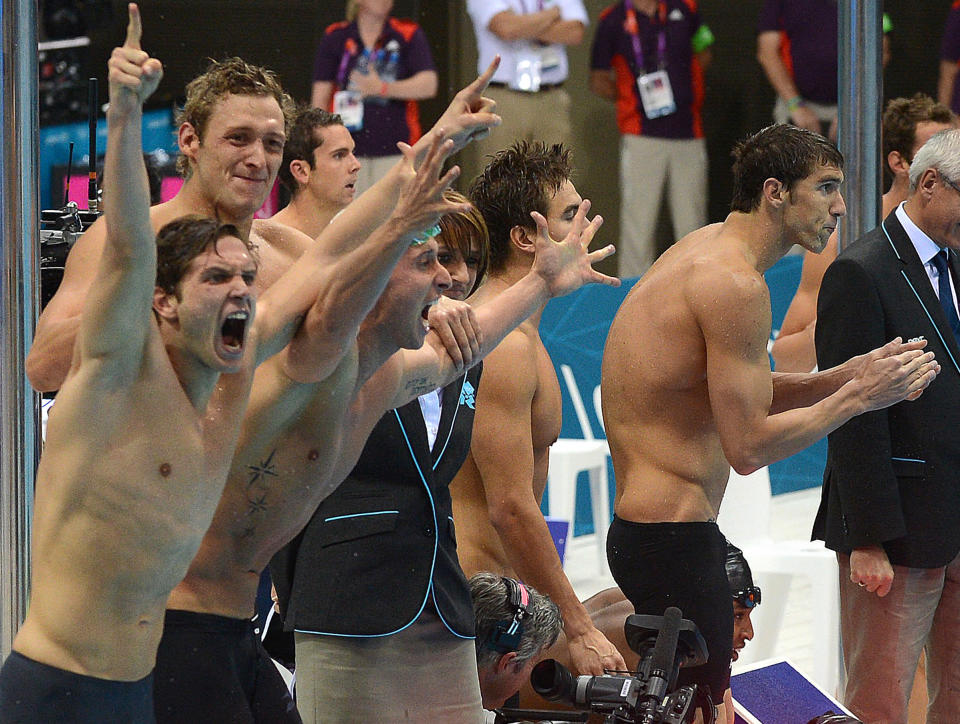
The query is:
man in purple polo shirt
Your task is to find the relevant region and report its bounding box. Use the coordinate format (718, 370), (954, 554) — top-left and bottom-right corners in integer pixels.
(310, 0), (437, 195)
(938, 3), (960, 115)
(589, 0), (714, 278)
(757, 0), (891, 142)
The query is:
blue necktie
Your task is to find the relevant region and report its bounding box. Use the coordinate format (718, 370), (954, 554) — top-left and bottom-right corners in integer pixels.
(931, 249), (960, 347)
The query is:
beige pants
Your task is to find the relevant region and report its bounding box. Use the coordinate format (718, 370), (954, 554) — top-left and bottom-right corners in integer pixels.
(293, 612), (484, 723)
(617, 134), (707, 279)
(468, 85), (571, 179)
(839, 551), (960, 724)
(354, 153), (402, 197)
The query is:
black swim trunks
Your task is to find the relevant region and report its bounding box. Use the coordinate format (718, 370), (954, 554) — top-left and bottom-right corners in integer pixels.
(0, 650), (154, 723)
(607, 516), (732, 704)
(154, 609), (300, 723)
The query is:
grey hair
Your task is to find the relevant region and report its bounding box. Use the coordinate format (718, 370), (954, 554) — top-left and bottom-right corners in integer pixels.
(470, 572), (562, 671)
(909, 128), (960, 190)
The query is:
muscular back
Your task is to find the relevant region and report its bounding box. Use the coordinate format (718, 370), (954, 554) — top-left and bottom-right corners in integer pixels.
(602, 224), (760, 522)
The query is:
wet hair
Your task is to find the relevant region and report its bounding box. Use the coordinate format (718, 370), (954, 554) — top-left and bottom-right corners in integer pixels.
(883, 93), (955, 165)
(909, 128), (960, 191)
(437, 190), (490, 296)
(470, 573), (562, 671)
(155, 215), (257, 296)
(278, 105), (345, 195)
(469, 141), (572, 273)
(175, 57), (295, 177)
(730, 124), (844, 213)
(725, 542), (759, 607)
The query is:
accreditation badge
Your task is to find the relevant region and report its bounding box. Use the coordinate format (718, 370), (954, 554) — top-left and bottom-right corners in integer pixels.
(539, 46), (562, 71)
(509, 49), (543, 92)
(333, 89), (364, 131)
(637, 70), (676, 119)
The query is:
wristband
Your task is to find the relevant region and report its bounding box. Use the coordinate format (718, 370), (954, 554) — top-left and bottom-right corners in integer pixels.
(786, 96), (804, 112)
(380, 81), (388, 97)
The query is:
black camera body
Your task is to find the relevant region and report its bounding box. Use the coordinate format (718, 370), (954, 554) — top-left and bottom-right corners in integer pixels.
(528, 609), (714, 724)
(40, 202), (100, 308)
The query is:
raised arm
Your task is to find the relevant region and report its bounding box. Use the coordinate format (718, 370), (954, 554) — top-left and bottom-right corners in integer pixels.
(278, 135), (468, 382)
(75, 3), (162, 382)
(254, 131), (463, 367)
(27, 219), (109, 391)
(386, 201), (618, 408)
(468, 332), (625, 676)
(409, 58), (501, 160)
(694, 263), (936, 475)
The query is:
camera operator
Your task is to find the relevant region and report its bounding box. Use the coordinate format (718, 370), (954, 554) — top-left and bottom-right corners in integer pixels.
(513, 542), (761, 723)
(471, 573), (563, 713)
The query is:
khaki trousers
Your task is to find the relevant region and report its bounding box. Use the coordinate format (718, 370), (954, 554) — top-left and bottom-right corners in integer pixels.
(617, 134), (707, 279)
(839, 550), (960, 724)
(293, 612), (484, 723)
(468, 85), (571, 178)
(354, 153), (402, 197)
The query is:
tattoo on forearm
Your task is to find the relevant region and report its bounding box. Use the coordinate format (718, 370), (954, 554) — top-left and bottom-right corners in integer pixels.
(404, 376), (433, 396)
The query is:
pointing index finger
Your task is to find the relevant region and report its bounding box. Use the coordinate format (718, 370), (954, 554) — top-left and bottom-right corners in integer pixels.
(125, 3), (142, 50)
(468, 56), (500, 98)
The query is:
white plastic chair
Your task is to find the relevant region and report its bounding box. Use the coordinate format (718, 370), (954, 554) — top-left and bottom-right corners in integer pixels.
(546, 365), (611, 576)
(718, 467), (842, 697)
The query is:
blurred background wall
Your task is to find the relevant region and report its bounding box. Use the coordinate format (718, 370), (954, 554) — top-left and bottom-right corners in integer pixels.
(43, 1), (953, 277)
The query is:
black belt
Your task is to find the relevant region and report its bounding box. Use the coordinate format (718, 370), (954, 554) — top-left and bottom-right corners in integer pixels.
(488, 81), (565, 91)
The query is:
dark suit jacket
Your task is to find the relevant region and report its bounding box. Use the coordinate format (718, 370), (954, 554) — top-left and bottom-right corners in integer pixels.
(812, 210), (960, 568)
(270, 365), (481, 636)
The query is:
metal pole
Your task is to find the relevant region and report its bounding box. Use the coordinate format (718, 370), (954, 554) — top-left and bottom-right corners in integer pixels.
(833, 0), (884, 694)
(0, 0), (40, 659)
(837, 0), (883, 253)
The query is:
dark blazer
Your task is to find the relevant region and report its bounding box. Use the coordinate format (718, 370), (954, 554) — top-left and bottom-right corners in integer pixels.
(812, 210), (960, 568)
(270, 365), (481, 637)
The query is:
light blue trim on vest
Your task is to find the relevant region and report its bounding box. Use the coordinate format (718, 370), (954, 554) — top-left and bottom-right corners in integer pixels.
(432, 374), (467, 471)
(295, 406), (475, 640)
(323, 510), (399, 523)
(882, 219), (960, 375)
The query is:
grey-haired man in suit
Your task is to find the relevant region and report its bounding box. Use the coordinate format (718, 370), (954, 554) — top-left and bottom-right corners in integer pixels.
(815, 127), (960, 723)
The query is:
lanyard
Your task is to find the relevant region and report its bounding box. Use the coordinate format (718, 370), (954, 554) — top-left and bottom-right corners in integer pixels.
(337, 37), (359, 87)
(624, 0), (667, 73)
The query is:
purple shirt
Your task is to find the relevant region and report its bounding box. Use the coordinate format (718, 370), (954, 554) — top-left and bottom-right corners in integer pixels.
(941, 4), (960, 114)
(313, 18), (435, 157)
(591, 1), (707, 139)
(757, 0), (839, 105)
